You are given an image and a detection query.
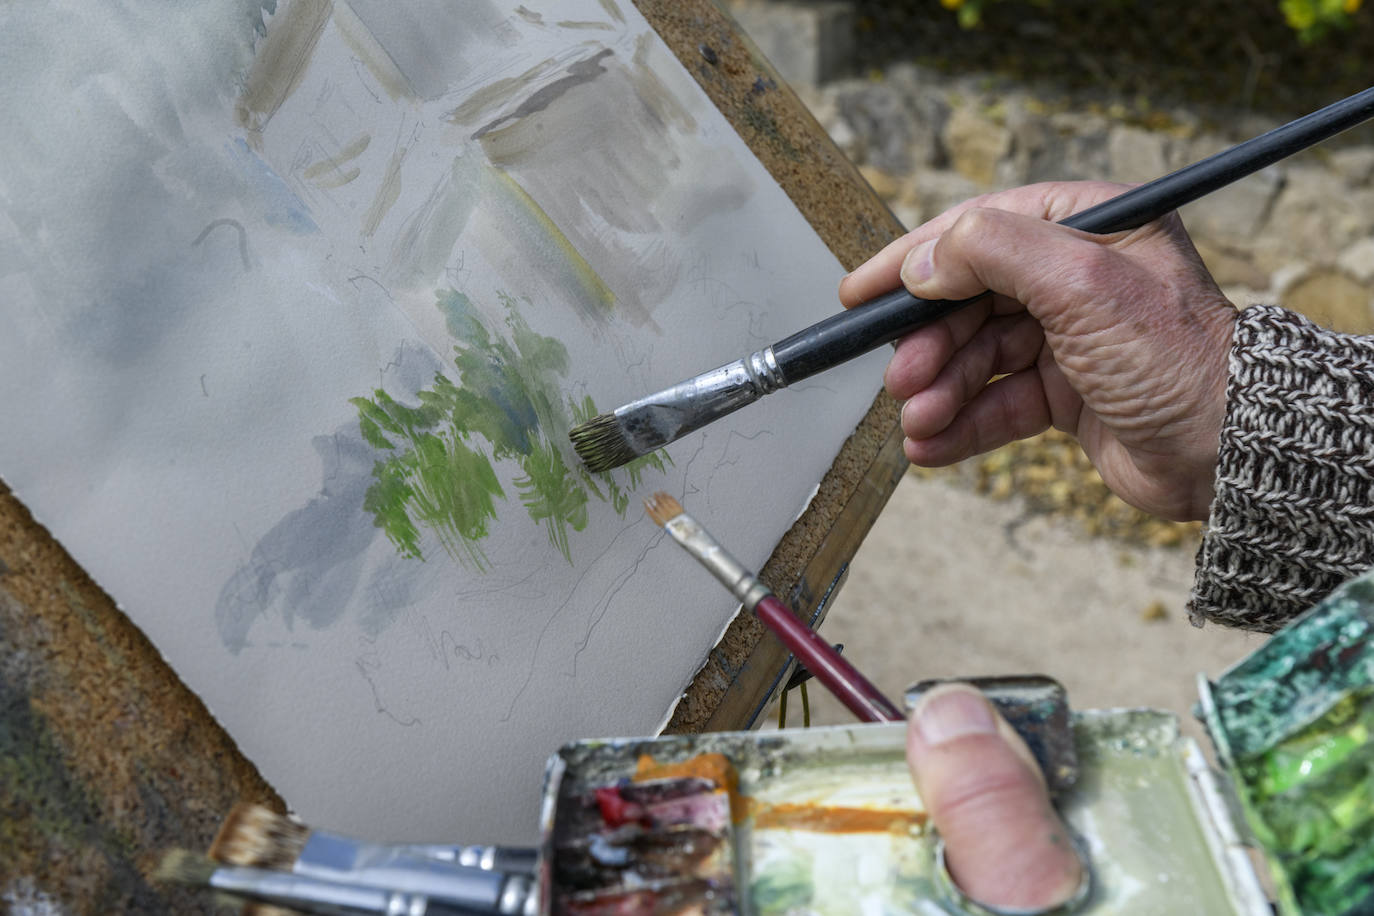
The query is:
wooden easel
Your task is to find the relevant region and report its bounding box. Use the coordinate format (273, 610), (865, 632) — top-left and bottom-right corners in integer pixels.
(0, 2), (907, 909)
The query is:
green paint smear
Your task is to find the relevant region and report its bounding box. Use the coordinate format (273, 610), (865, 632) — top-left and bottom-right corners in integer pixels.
(352, 289), (670, 567)
(1240, 688), (1374, 915)
(751, 857), (815, 915)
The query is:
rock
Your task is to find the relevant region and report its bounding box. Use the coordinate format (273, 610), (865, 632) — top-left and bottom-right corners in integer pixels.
(1329, 147), (1374, 186)
(1220, 285), (1267, 308)
(1193, 239), (1269, 290)
(1279, 268), (1374, 333)
(943, 105), (1012, 187)
(1002, 96), (1064, 185)
(1337, 238), (1374, 285)
(834, 82), (919, 174)
(726, 1), (855, 88)
(1268, 166), (1374, 265)
(905, 168), (983, 219)
(1178, 165), (1283, 246)
(890, 199), (924, 232)
(1107, 124), (1170, 184)
(858, 164), (901, 201)
(1038, 111), (1111, 181)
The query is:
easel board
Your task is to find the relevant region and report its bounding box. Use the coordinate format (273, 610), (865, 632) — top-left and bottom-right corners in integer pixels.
(0, 0), (907, 908)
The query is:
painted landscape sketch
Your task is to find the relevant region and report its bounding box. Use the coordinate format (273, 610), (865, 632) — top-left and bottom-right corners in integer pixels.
(0, 0), (888, 841)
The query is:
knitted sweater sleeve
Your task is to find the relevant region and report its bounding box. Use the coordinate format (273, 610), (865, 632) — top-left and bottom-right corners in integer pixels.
(1189, 305), (1374, 632)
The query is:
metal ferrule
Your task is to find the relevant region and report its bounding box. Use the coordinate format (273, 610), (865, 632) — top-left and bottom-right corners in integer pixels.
(409, 844), (537, 875)
(663, 511), (772, 610)
(616, 347), (785, 456)
(295, 832), (535, 914)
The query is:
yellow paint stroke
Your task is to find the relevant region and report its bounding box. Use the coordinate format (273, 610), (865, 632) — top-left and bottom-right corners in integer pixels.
(515, 5), (544, 24)
(486, 168), (616, 315)
(331, 0), (418, 100)
(303, 133), (371, 186)
(556, 20), (615, 30)
(235, 0), (334, 146)
(361, 145), (407, 238)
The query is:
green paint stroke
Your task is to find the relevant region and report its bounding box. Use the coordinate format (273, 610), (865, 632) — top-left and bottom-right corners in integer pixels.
(352, 290), (670, 567)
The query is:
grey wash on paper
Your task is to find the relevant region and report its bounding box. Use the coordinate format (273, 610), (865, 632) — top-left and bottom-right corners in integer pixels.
(0, 0), (881, 844)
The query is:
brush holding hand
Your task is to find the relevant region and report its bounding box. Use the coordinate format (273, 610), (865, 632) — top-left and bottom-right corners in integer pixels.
(853, 177), (1374, 911)
(840, 180), (1237, 523)
(852, 181), (1239, 913)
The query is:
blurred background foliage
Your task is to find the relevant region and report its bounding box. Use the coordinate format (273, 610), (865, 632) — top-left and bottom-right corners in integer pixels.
(857, 0), (1370, 115)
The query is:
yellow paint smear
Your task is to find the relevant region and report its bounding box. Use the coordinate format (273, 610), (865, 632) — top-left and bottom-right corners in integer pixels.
(488, 168), (616, 313)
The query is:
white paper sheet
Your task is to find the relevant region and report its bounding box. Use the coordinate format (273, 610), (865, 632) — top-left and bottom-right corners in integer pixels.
(0, 0), (889, 842)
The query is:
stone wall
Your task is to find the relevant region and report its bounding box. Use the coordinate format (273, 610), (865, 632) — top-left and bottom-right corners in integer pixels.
(797, 65), (1374, 333)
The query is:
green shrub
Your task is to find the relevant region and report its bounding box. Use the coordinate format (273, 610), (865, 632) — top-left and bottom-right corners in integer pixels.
(942, 0), (1363, 41)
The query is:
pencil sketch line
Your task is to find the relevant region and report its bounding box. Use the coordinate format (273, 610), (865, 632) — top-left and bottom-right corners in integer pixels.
(192, 218), (251, 271)
(499, 515), (647, 722)
(568, 532), (664, 677)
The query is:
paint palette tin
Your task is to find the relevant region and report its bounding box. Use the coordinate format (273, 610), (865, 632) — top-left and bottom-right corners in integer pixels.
(536, 707), (1270, 915)
(1199, 571), (1374, 916)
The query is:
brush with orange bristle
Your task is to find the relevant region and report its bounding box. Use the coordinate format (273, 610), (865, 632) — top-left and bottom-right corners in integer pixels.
(644, 492), (902, 723)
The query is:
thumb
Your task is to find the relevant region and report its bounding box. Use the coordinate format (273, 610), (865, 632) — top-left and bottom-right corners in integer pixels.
(908, 683), (1084, 912)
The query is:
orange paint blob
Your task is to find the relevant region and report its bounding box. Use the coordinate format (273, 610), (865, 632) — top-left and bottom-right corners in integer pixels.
(747, 801), (927, 834)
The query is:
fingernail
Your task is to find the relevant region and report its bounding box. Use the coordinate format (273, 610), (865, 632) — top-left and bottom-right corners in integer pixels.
(914, 685), (997, 746)
(900, 239), (936, 288)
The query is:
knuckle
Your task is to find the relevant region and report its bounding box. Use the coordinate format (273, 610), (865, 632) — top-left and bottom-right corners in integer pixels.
(948, 207), (1003, 245)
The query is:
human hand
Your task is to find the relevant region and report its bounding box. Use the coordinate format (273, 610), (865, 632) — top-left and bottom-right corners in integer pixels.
(839, 182), (1238, 522)
(908, 683), (1085, 911)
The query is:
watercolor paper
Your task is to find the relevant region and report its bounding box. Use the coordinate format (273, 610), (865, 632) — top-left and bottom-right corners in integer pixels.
(0, 0), (889, 842)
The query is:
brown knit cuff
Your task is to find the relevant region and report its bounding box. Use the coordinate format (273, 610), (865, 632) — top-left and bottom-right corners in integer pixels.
(1189, 305), (1374, 632)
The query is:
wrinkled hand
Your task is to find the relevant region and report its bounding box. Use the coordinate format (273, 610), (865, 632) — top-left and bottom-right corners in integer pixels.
(840, 182), (1238, 522)
(908, 684), (1083, 911)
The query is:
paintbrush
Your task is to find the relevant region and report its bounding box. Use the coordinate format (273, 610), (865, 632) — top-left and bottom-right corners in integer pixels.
(206, 804), (536, 914)
(157, 848), (535, 916)
(212, 802), (538, 874)
(644, 492), (903, 723)
(571, 86), (1374, 472)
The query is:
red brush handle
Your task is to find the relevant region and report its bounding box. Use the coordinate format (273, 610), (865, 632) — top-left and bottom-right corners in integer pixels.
(754, 595), (904, 723)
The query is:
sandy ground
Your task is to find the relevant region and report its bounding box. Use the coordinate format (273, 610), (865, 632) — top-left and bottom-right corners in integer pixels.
(763, 473), (1264, 747)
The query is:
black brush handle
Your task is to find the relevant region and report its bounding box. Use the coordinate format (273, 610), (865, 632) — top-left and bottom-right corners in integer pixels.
(772, 86), (1374, 385)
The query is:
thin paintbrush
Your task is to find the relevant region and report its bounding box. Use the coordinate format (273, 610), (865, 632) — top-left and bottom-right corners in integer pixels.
(211, 802), (537, 876)
(156, 849), (535, 916)
(207, 804), (536, 914)
(644, 492), (903, 723)
(571, 85), (1374, 472)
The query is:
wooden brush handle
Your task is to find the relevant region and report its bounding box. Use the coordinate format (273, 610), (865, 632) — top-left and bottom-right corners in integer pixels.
(771, 86), (1374, 386)
(754, 595), (903, 723)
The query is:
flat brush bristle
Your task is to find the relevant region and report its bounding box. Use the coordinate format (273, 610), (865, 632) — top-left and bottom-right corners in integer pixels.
(644, 491), (685, 527)
(210, 803), (308, 871)
(155, 849), (219, 886)
(570, 413), (639, 473)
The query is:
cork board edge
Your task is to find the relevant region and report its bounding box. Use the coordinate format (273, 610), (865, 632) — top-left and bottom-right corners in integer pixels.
(0, 481), (283, 912)
(630, 0), (912, 733)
